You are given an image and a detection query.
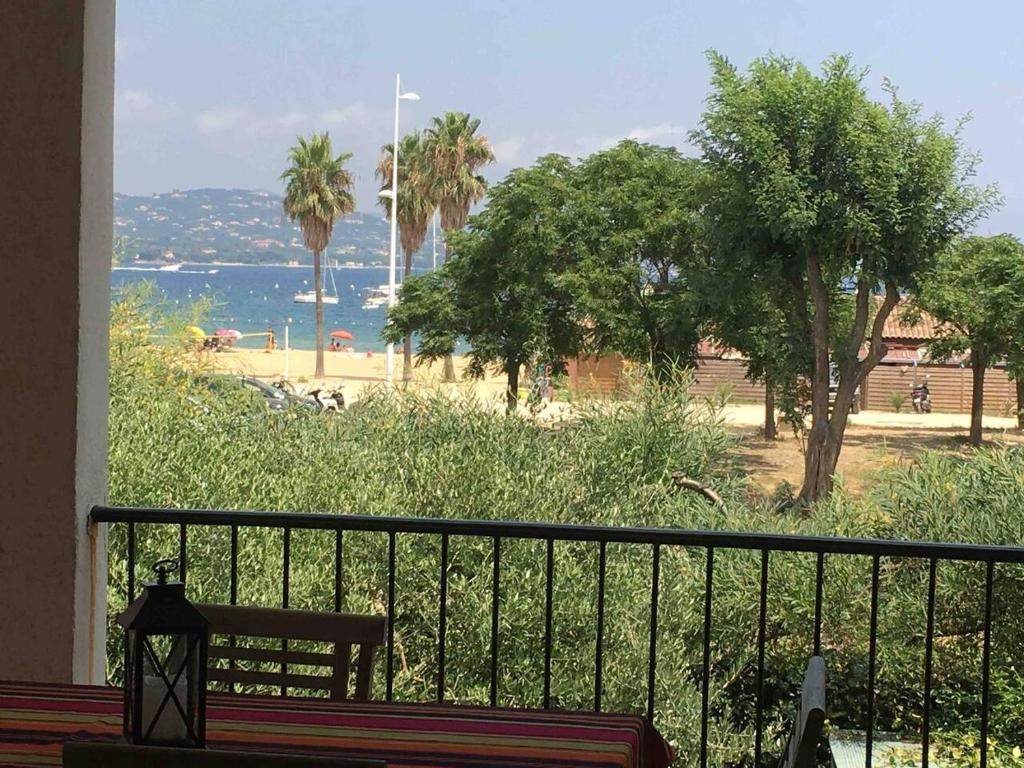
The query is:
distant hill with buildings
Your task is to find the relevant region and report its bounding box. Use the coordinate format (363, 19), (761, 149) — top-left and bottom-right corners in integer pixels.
(114, 188), (411, 266)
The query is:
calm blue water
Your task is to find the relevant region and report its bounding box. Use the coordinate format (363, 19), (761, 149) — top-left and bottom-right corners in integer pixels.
(112, 264), (400, 351)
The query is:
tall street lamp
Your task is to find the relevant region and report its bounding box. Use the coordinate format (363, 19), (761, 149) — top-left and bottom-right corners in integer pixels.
(382, 74), (419, 387)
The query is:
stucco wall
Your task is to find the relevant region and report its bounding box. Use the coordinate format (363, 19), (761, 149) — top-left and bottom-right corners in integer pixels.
(0, 0), (113, 684)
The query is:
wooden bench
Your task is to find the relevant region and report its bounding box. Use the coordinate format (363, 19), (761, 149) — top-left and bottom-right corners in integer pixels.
(63, 742), (385, 767)
(196, 604), (386, 701)
(779, 655), (827, 768)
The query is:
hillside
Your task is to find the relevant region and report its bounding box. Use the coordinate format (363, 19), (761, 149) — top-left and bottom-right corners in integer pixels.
(114, 188), (424, 266)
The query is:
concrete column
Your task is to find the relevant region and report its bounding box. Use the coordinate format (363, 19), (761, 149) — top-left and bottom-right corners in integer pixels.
(0, 0), (114, 684)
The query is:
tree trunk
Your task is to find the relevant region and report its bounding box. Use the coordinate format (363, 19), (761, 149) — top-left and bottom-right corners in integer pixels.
(800, 252), (834, 504)
(969, 349), (986, 447)
(313, 250), (324, 379)
(1016, 377), (1024, 430)
(441, 230), (456, 382)
(506, 361), (520, 414)
(402, 248), (413, 383)
(764, 378), (777, 440)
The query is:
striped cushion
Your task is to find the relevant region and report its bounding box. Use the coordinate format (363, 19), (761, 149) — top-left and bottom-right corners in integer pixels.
(0, 683), (673, 768)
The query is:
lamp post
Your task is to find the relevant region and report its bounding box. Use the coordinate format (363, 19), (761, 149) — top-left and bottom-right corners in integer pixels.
(383, 74), (419, 387)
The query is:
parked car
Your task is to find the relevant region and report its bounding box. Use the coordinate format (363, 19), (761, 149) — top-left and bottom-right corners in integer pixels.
(201, 375), (317, 413)
(237, 376), (316, 412)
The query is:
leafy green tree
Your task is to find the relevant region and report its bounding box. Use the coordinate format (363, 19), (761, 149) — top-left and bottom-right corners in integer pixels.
(915, 235), (1024, 445)
(695, 52), (994, 503)
(385, 155), (583, 411)
(422, 112), (496, 380)
(704, 261), (811, 439)
(571, 141), (707, 378)
(377, 132), (437, 381)
(281, 133), (355, 378)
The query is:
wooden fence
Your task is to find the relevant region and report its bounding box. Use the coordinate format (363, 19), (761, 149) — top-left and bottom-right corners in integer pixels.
(568, 354), (1020, 416)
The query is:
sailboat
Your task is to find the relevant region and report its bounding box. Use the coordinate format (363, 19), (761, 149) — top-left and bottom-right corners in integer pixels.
(294, 258), (340, 305)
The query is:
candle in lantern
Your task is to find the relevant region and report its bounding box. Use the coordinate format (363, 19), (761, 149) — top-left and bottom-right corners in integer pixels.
(141, 674), (188, 742)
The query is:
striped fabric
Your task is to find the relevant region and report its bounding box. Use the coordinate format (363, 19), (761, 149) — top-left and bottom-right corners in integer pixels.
(0, 683), (672, 768)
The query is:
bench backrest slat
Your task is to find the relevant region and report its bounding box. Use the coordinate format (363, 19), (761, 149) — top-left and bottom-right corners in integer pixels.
(197, 604), (386, 701)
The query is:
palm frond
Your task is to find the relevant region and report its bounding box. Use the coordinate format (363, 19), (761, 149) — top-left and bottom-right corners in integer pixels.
(376, 132), (437, 255)
(421, 112), (496, 235)
(281, 132), (355, 253)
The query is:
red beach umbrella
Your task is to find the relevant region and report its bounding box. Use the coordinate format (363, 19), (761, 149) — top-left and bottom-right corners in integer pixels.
(329, 329), (354, 341)
(214, 328), (242, 339)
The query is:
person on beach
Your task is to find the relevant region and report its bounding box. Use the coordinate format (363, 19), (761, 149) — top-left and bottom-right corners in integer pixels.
(266, 326), (276, 352)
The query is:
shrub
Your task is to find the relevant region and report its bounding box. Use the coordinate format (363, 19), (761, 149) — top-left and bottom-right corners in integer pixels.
(106, 290), (1024, 765)
(889, 391), (908, 413)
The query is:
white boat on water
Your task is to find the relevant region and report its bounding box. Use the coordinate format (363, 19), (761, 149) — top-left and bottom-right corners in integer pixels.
(361, 283), (399, 310)
(294, 291), (339, 305)
(294, 259), (340, 305)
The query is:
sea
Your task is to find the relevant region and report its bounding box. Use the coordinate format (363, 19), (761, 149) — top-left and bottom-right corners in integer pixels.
(112, 263), (407, 351)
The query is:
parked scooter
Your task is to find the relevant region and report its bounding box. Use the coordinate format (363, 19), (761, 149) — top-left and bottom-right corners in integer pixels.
(911, 382), (932, 414)
(308, 387), (345, 412)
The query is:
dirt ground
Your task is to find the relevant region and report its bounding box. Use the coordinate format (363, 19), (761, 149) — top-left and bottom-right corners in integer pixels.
(721, 403), (1024, 493)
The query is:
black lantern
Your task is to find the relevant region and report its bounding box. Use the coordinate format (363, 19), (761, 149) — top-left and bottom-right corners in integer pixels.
(118, 559), (208, 747)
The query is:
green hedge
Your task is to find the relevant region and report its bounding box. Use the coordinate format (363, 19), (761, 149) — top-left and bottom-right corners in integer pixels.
(106, 291), (1024, 765)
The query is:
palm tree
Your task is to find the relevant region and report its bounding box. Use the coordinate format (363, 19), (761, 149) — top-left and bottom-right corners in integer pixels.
(422, 112), (495, 379)
(376, 132), (436, 382)
(281, 133), (355, 378)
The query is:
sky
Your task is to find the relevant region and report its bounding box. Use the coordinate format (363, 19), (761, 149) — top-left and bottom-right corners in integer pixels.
(116, 0), (1023, 235)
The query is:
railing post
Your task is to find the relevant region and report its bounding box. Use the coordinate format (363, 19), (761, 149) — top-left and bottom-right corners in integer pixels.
(594, 540), (607, 713)
(542, 538), (555, 710)
(700, 547), (714, 768)
(865, 555), (881, 768)
(437, 533), (449, 703)
(490, 536), (501, 707)
(754, 549), (769, 767)
(646, 544), (660, 722)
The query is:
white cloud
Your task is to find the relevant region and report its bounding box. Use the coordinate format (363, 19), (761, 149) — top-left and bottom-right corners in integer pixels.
(114, 90), (156, 123)
(196, 108), (249, 135)
(121, 90), (153, 111)
(625, 123), (688, 142)
(196, 103), (380, 140)
(491, 137), (525, 165)
(278, 112), (309, 128)
(320, 103), (371, 126)
(594, 123), (689, 151)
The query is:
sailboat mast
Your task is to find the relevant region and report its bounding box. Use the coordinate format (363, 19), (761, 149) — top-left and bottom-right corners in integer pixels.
(328, 258), (338, 297)
(431, 210), (437, 271)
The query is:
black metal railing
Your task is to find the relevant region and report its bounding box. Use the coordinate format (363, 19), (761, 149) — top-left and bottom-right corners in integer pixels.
(91, 505), (1024, 768)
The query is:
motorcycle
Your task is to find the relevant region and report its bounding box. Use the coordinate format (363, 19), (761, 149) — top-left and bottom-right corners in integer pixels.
(911, 383), (932, 414)
(307, 387), (345, 412)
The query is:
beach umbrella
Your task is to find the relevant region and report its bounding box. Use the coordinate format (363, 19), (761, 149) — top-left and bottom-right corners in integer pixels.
(329, 329), (354, 340)
(215, 328), (242, 339)
(186, 325), (206, 340)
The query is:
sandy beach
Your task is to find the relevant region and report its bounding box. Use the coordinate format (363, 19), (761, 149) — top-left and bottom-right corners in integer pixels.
(212, 347), (509, 402)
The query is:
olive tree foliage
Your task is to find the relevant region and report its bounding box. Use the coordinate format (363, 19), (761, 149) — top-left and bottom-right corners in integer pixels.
(384, 155), (584, 411)
(694, 51), (996, 504)
(571, 141), (708, 378)
(914, 235), (1024, 445)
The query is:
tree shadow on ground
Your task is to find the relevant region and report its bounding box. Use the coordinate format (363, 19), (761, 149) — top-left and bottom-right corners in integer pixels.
(729, 425), (1024, 494)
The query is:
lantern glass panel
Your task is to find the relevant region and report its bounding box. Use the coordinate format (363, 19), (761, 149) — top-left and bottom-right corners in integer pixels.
(138, 632), (199, 744)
